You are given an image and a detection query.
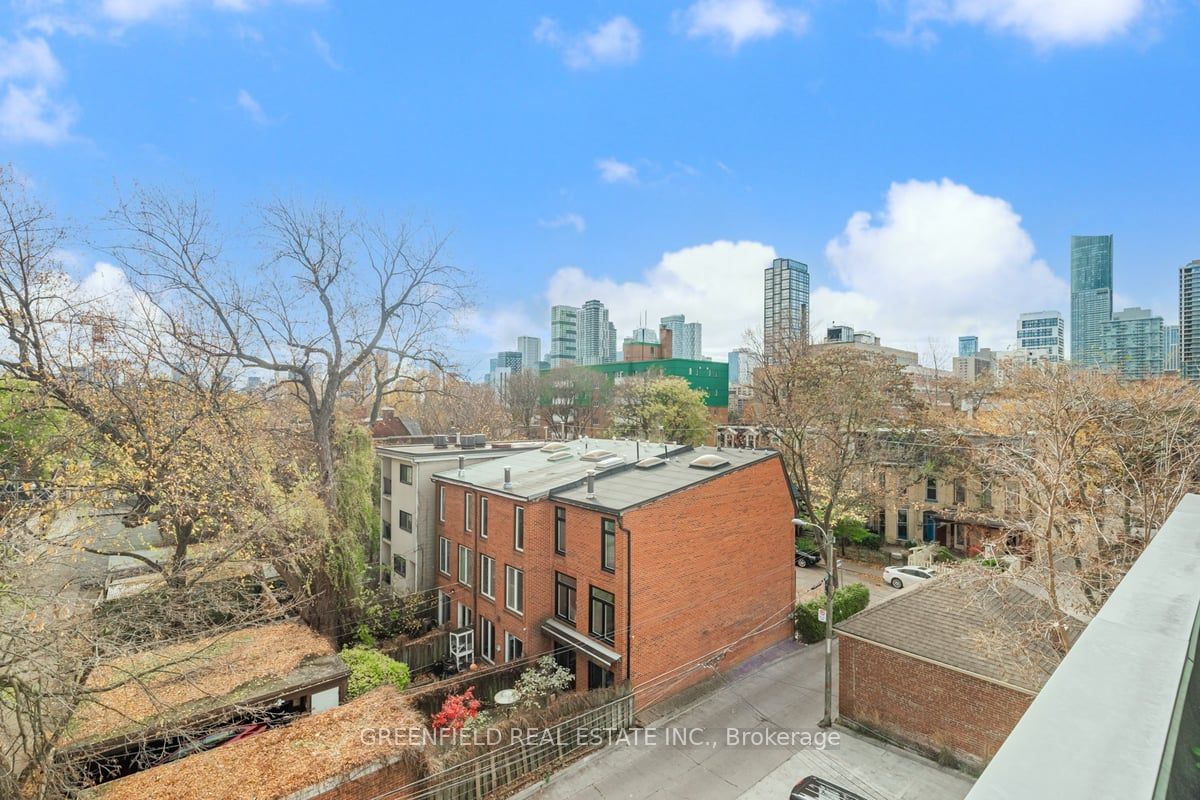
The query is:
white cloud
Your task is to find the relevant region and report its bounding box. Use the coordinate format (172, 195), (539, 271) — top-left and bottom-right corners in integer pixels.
(906, 0), (1149, 46)
(236, 89), (269, 125)
(820, 178), (1067, 354)
(100, 0), (191, 24)
(0, 36), (77, 144)
(595, 157), (638, 184)
(546, 240), (778, 358)
(675, 0), (809, 49)
(535, 16), (641, 69)
(538, 213), (587, 233)
(311, 29), (341, 69)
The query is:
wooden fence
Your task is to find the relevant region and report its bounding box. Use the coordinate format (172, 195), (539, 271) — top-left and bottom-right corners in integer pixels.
(390, 686), (635, 800)
(384, 628), (451, 674)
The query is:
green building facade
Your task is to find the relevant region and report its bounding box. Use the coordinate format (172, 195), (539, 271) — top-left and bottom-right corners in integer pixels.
(582, 359), (729, 408)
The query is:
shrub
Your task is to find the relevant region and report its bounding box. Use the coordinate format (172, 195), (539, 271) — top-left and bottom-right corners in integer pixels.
(432, 686), (481, 731)
(514, 655), (574, 708)
(792, 583), (871, 644)
(796, 535), (820, 554)
(341, 646), (411, 698)
(934, 546), (958, 563)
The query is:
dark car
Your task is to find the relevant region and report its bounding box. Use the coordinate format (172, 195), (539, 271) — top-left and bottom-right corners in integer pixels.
(789, 776), (869, 800)
(795, 548), (822, 567)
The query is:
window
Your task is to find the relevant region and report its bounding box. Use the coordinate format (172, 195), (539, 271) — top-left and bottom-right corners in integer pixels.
(399, 464), (413, 485)
(555, 506), (567, 555)
(479, 618), (495, 663)
(480, 497), (489, 538)
(438, 486), (445, 521)
(555, 572), (577, 624)
(589, 586), (615, 644)
(896, 509), (908, 540)
(601, 519), (616, 572)
(925, 477), (938, 502)
(458, 602), (473, 629)
(479, 554), (495, 599)
(514, 507), (525, 551)
(398, 510), (413, 532)
(392, 554), (407, 578)
(954, 480), (966, 505)
(437, 590), (451, 626)
(465, 492), (474, 532)
(382, 520), (392, 542)
(382, 476), (392, 496)
(978, 487), (993, 509)
(588, 661), (614, 690)
(438, 537), (450, 575)
(458, 545), (472, 586)
(505, 633), (524, 662)
(505, 565), (524, 615)
(877, 472), (886, 490)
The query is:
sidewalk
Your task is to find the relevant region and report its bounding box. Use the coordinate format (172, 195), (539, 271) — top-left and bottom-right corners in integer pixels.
(520, 641), (973, 800)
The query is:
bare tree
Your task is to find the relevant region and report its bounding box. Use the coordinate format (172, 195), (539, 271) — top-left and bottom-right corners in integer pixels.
(502, 370), (543, 439)
(538, 366), (612, 439)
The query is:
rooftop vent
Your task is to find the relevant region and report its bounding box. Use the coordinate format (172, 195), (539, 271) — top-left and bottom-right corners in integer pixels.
(635, 457), (667, 469)
(474, 433), (487, 447)
(547, 451), (573, 462)
(433, 434), (448, 449)
(593, 455), (626, 471)
(689, 453), (731, 470)
(540, 442), (569, 453)
(580, 449), (617, 462)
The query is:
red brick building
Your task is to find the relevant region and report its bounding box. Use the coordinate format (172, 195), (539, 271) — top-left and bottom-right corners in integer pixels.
(430, 439), (795, 708)
(835, 577), (1083, 767)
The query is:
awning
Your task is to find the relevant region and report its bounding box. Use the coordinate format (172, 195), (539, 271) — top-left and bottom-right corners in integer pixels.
(540, 618), (622, 668)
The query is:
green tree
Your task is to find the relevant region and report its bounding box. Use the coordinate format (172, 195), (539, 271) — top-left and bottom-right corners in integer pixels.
(609, 374), (712, 446)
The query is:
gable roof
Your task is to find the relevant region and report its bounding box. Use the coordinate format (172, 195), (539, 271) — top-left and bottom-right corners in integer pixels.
(835, 575), (1086, 693)
(82, 686), (428, 800)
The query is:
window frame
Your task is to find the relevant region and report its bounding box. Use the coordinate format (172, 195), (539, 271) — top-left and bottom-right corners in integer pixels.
(601, 518), (616, 573)
(479, 554), (495, 599)
(555, 572), (577, 625)
(438, 536), (451, 576)
(457, 544), (472, 586)
(464, 492), (474, 532)
(398, 510), (413, 532)
(514, 506), (525, 551)
(925, 477), (938, 502)
(392, 554), (407, 578)
(382, 476), (392, 496)
(479, 496), (489, 538)
(554, 506), (567, 555)
(399, 463), (413, 485)
(504, 632), (524, 663)
(505, 565), (524, 615)
(479, 617), (495, 663)
(438, 485), (446, 522)
(589, 585), (616, 644)
(382, 520), (392, 542)
(896, 508), (909, 540)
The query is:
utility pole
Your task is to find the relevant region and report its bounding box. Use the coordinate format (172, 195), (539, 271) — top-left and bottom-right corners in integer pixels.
(795, 518), (835, 728)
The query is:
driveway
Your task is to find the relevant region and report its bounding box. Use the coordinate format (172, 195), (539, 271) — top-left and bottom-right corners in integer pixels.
(796, 560), (901, 608)
(522, 642), (974, 800)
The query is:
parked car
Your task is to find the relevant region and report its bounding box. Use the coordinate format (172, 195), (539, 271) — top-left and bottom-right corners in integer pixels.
(155, 723), (268, 765)
(790, 776), (868, 799)
(795, 547), (822, 567)
(882, 565), (936, 589)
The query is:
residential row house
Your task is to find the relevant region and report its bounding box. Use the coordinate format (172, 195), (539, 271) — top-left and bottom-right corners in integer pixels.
(429, 439), (796, 707)
(377, 438), (543, 593)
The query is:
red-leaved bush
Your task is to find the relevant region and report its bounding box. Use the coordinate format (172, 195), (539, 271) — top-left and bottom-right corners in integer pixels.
(431, 686), (482, 730)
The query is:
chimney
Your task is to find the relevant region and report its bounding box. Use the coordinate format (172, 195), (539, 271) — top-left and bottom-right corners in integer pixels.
(503, 466), (513, 490)
(586, 470), (596, 500)
(380, 407), (396, 420)
(458, 455), (465, 476)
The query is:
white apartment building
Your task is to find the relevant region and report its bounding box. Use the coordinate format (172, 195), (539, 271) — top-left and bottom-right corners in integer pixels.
(378, 438), (542, 593)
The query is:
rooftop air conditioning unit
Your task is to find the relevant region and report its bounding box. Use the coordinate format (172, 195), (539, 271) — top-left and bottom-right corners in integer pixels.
(433, 434), (448, 449)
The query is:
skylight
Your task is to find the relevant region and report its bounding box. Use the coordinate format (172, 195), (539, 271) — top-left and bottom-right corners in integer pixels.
(635, 457), (667, 469)
(580, 449), (617, 462)
(689, 454), (730, 470)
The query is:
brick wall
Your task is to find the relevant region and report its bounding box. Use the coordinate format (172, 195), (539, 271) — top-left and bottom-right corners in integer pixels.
(838, 635), (1033, 766)
(308, 759), (421, 800)
(433, 453), (796, 709)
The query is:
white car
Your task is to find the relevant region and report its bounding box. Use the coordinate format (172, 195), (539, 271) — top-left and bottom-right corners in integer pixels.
(883, 565), (935, 589)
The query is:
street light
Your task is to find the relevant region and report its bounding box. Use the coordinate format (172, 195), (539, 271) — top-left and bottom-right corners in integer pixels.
(794, 517), (835, 729)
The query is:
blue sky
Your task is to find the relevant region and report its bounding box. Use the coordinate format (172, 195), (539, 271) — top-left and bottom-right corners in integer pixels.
(2, 0), (1198, 374)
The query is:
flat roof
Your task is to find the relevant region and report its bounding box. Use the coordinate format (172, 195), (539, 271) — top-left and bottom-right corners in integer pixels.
(82, 686), (427, 800)
(376, 441), (544, 459)
(63, 622), (345, 751)
(966, 494), (1200, 800)
(553, 446), (776, 512)
(432, 438), (691, 501)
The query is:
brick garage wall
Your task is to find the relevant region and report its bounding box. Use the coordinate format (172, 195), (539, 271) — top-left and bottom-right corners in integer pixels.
(625, 456), (795, 707)
(838, 635), (1033, 766)
(308, 759), (422, 800)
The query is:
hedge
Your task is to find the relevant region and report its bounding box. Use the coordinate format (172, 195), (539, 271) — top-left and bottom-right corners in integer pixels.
(341, 646), (412, 698)
(793, 583), (871, 644)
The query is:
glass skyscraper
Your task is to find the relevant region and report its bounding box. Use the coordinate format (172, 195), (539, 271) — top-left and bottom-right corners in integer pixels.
(958, 336), (979, 357)
(763, 257), (810, 360)
(1181, 261), (1200, 381)
(1164, 324), (1181, 374)
(1017, 311), (1065, 363)
(549, 305), (578, 367)
(1102, 307), (1164, 380)
(1070, 235), (1114, 367)
(660, 314), (703, 360)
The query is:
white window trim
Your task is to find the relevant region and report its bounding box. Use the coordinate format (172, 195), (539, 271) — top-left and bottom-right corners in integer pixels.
(504, 632), (523, 663)
(458, 544), (472, 586)
(480, 554), (495, 599)
(514, 506), (525, 552)
(465, 492), (474, 532)
(505, 565), (524, 615)
(438, 536), (451, 576)
(439, 485), (446, 522)
(479, 496), (489, 539)
(479, 618), (495, 664)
